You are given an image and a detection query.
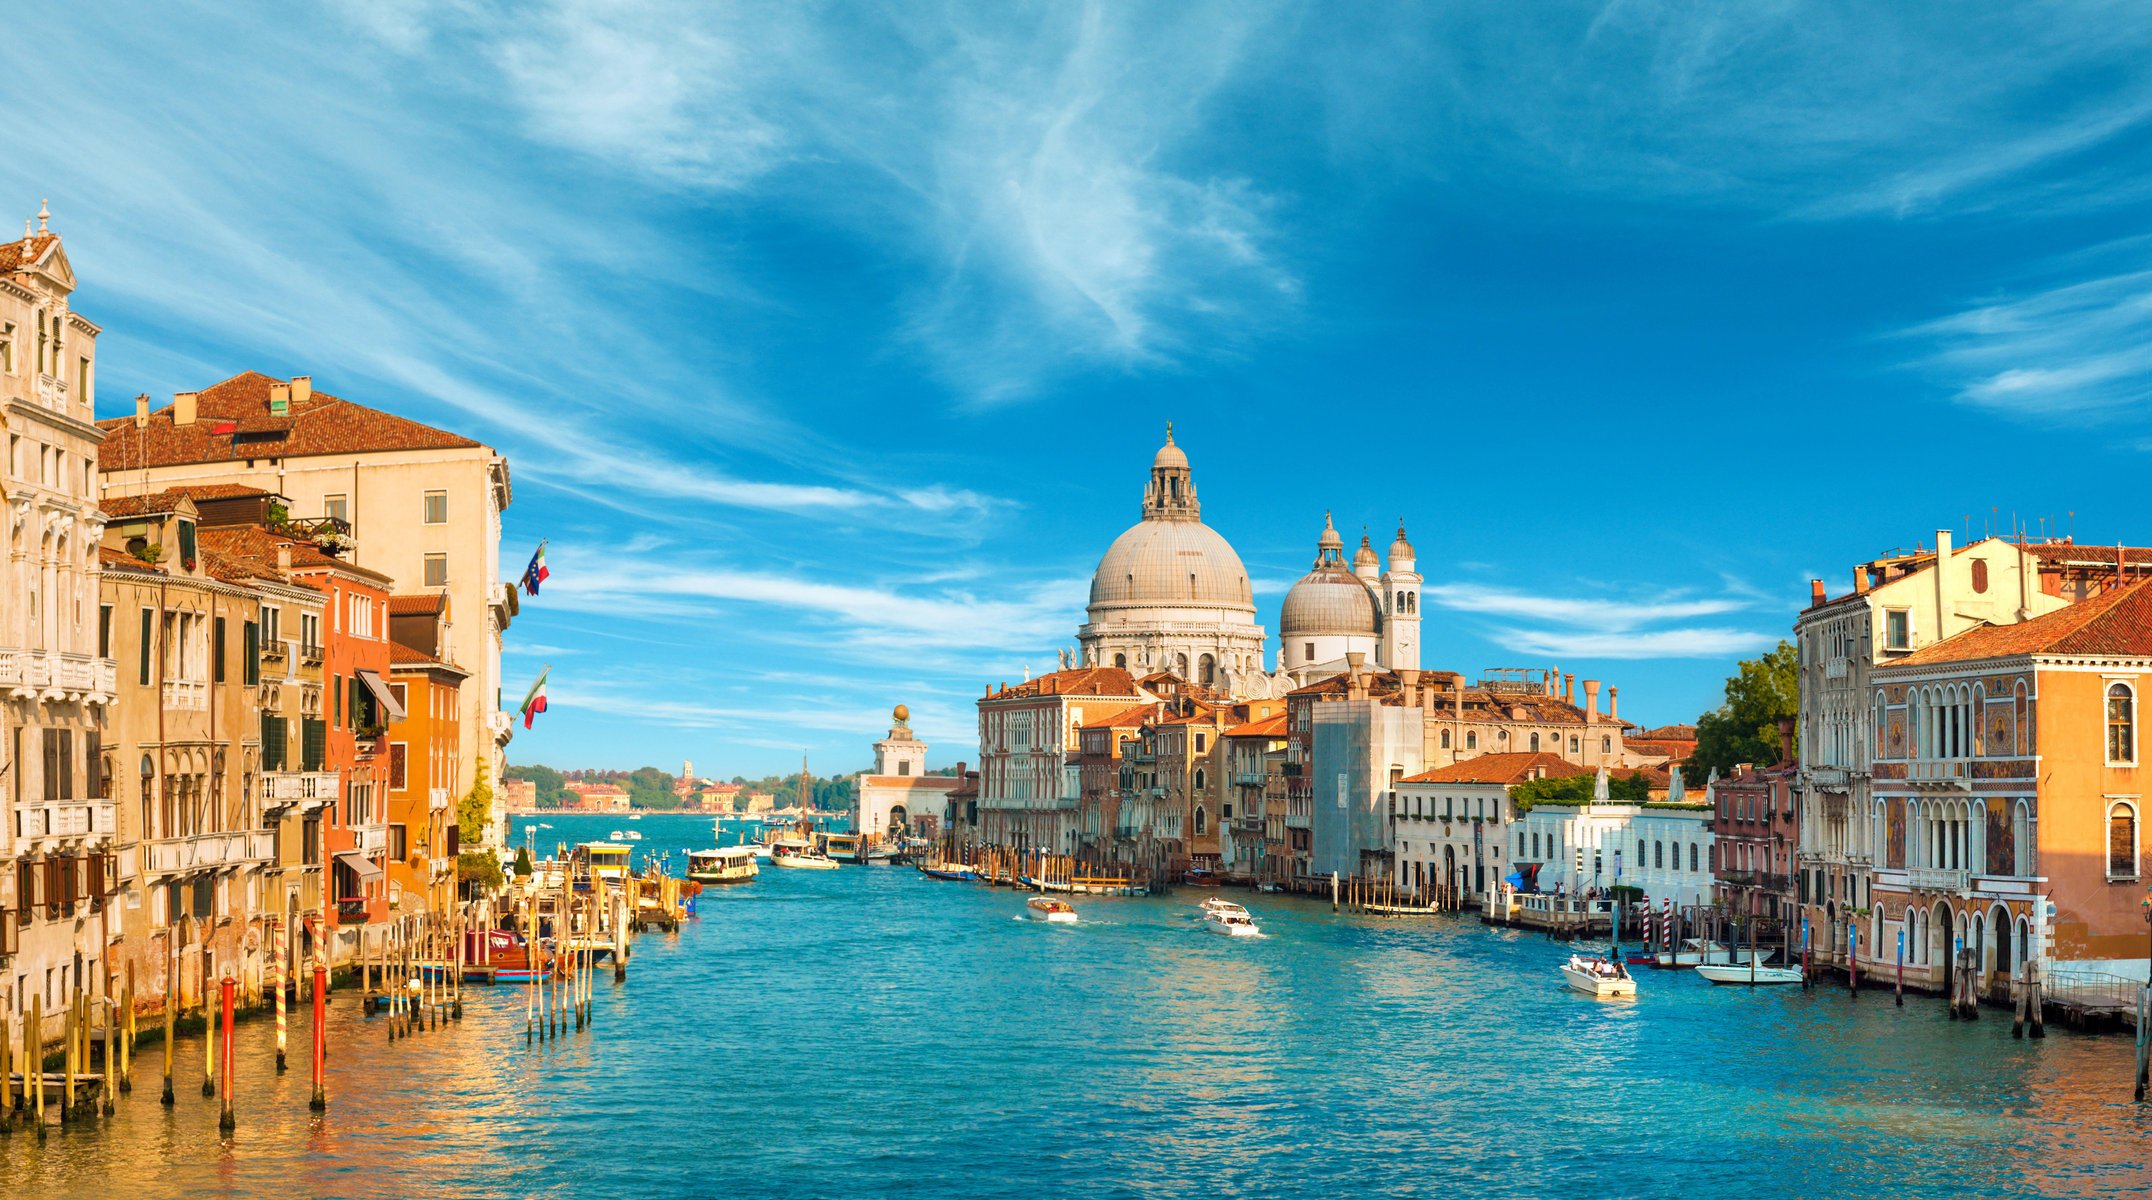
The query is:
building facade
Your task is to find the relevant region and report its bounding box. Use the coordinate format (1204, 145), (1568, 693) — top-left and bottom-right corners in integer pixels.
(1710, 755), (1798, 924)
(1393, 753), (1586, 906)
(857, 705), (960, 844)
(977, 667), (1152, 851)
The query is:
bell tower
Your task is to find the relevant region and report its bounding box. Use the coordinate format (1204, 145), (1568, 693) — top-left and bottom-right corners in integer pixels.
(874, 704), (928, 778)
(1382, 520), (1421, 672)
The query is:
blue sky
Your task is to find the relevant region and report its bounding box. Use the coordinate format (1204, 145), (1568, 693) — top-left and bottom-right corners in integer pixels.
(14, 2), (2152, 775)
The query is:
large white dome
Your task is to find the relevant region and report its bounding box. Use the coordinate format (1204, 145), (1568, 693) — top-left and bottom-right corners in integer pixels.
(1280, 566), (1381, 636)
(1089, 519), (1255, 611)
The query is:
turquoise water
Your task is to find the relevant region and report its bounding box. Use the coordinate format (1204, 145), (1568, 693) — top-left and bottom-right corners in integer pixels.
(6, 811), (2149, 1198)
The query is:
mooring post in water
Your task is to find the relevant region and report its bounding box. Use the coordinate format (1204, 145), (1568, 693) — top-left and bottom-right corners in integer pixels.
(31, 993), (46, 1136)
(2013, 962), (2027, 1038)
(2030, 961), (2045, 1038)
(61, 988), (75, 1125)
(219, 974), (236, 1133)
(203, 953), (219, 1098)
(1331, 871), (1339, 912)
(274, 920), (288, 1072)
(2135, 987), (2151, 1103)
(309, 961), (327, 1113)
(1896, 928), (1905, 1008)
(161, 967), (175, 1106)
(1848, 927), (1858, 1000)
(1, 1003), (14, 1133)
(122, 966), (136, 1094)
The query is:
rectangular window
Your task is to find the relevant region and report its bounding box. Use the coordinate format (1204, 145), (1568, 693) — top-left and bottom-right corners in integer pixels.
(242, 620), (259, 686)
(422, 490), (447, 524)
(138, 607), (153, 685)
(390, 682), (408, 710)
(389, 823), (408, 861)
(423, 554), (448, 588)
(178, 520), (197, 568)
(388, 742), (408, 791)
(262, 605), (280, 648)
(324, 494), (348, 525)
(262, 714), (287, 773)
(332, 674), (342, 727)
(2110, 805), (2138, 879)
(1885, 610), (1910, 651)
(300, 719), (327, 772)
(98, 604), (112, 658)
(213, 617), (227, 683)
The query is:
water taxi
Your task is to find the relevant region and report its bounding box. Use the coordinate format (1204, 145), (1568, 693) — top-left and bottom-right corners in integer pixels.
(824, 832), (865, 864)
(1026, 897), (1078, 924)
(1561, 954), (1638, 998)
(1695, 963), (1803, 986)
(1201, 898), (1260, 937)
(1654, 939), (1771, 968)
(687, 846), (760, 884)
(573, 842), (633, 883)
(769, 835), (838, 870)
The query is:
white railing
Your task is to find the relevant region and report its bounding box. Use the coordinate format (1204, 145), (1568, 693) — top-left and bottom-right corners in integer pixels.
(1907, 759), (1972, 785)
(1810, 766), (1849, 789)
(262, 771), (339, 806)
(354, 823), (388, 854)
(146, 829), (275, 874)
(430, 787), (452, 811)
(16, 800), (117, 843)
(162, 678), (208, 711)
(1824, 658), (1850, 681)
(1908, 866), (1970, 892)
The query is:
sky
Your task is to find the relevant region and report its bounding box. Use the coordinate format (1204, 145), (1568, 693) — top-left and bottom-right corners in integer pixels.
(11, 2), (2152, 776)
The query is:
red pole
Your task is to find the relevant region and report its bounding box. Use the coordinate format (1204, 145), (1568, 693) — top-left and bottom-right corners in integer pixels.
(309, 963), (327, 1112)
(1895, 926), (1905, 1007)
(218, 975), (236, 1132)
(1848, 925), (1859, 1000)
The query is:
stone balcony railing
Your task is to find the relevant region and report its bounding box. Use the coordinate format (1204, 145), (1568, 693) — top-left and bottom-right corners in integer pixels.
(1908, 866), (1971, 892)
(0, 650), (117, 698)
(1810, 766), (1850, 789)
(162, 678), (209, 711)
(16, 799), (116, 847)
(430, 787), (452, 812)
(1906, 759), (1973, 789)
(146, 829), (275, 875)
(262, 771), (339, 813)
(353, 822), (389, 855)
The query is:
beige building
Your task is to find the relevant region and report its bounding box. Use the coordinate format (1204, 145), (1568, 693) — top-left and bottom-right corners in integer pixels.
(97, 371), (515, 846)
(0, 207), (119, 1042)
(857, 705), (960, 843)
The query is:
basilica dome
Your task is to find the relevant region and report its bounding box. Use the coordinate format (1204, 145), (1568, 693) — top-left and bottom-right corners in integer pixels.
(1089, 518), (1255, 610)
(1280, 513), (1382, 637)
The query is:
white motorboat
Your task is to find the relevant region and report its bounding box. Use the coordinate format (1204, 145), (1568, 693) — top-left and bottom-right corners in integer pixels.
(1561, 954), (1638, 998)
(1695, 963), (1804, 986)
(1026, 897), (1078, 924)
(1202, 899), (1260, 937)
(1654, 938), (1770, 968)
(769, 836), (838, 870)
(627, 813), (642, 820)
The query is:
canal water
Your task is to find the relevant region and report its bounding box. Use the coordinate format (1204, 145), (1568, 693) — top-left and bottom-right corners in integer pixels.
(5, 811), (2148, 1199)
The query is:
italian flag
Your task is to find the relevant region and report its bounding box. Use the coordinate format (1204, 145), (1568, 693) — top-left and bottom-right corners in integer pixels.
(520, 668), (550, 729)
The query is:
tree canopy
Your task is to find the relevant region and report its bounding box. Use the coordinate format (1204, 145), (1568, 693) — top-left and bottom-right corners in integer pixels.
(1689, 639), (1799, 780)
(1510, 771), (1653, 812)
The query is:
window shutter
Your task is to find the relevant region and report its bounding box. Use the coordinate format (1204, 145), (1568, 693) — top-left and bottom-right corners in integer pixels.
(302, 719), (326, 772)
(214, 617), (227, 683)
(84, 730), (102, 800)
(242, 620), (259, 686)
(139, 607), (153, 685)
(57, 729), (72, 801)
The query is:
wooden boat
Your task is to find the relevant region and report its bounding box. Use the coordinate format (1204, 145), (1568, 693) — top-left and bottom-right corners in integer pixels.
(1561, 954), (1638, 998)
(1695, 963), (1803, 986)
(687, 846), (759, 884)
(1026, 897), (1078, 924)
(769, 836), (838, 870)
(1201, 898), (1260, 937)
(919, 862), (979, 882)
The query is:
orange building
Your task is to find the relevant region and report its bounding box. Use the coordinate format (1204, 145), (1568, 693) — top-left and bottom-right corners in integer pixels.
(388, 639), (466, 919)
(1869, 577), (2152, 1001)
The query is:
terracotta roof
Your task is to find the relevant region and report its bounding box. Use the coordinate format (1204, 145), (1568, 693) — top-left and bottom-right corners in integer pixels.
(389, 594), (446, 616)
(100, 490), (197, 519)
(1222, 713), (1289, 738)
(195, 524), (392, 585)
(0, 233), (59, 274)
(1631, 724), (1697, 741)
(1080, 704), (1158, 730)
(98, 545), (160, 573)
(97, 371), (484, 469)
(985, 666), (1146, 701)
(1892, 580), (2152, 666)
(387, 641), (465, 672)
(1401, 753), (1593, 786)
(172, 483), (272, 501)
(861, 776), (960, 790)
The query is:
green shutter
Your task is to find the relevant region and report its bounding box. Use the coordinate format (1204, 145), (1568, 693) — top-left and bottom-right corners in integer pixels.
(332, 674), (342, 727)
(262, 713), (286, 772)
(138, 608), (152, 686)
(301, 719), (326, 772)
(242, 621), (259, 686)
(213, 617), (227, 684)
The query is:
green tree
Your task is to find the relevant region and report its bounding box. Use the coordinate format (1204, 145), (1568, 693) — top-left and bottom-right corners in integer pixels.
(1510, 771), (1652, 812)
(459, 757), (495, 849)
(457, 851), (503, 894)
(503, 762), (572, 808)
(1690, 640), (1799, 780)
(512, 846), (534, 877)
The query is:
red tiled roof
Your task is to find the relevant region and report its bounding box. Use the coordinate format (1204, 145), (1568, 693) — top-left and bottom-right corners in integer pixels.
(1080, 703), (1158, 730)
(985, 666), (1145, 700)
(1631, 724), (1697, 740)
(389, 594), (446, 616)
(97, 371), (483, 469)
(195, 524), (393, 585)
(1222, 713), (1288, 738)
(0, 233), (59, 274)
(98, 545), (160, 573)
(1401, 753), (1593, 786)
(1893, 580), (2152, 666)
(100, 490), (197, 519)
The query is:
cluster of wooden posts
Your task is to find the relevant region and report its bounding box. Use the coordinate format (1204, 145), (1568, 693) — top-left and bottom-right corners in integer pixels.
(1332, 872), (1442, 915)
(928, 838), (1162, 894)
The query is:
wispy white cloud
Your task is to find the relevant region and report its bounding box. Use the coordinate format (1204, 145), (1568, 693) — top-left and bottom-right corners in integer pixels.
(1423, 583), (1748, 631)
(1424, 580), (1779, 662)
(1901, 259), (2152, 416)
(1490, 626), (1778, 661)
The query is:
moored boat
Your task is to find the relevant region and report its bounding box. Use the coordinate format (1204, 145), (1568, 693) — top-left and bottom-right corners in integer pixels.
(687, 846), (760, 884)
(919, 861), (980, 882)
(1561, 954), (1638, 998)
(1695, 963), (1804, 986)
(824, 833), (864, 864)
(1026, 897), (1078, 924)
(769, 835), (838, 870)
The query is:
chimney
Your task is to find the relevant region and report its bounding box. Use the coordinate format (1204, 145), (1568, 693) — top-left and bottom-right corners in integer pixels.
(269, 383), (291, 416)
(1608, 686), (1619, 722)
(1776, 716), (1795, 765)
(1398, 668), (1420, 708)
(1810, 579), (1826, 607)
(1563, 673), (1574, 705)
(173, 391), (198, 427)
(1583, 679), (1600, 723)
(275, 544), (292, 582)
(1934, 529), (1953, 639)
(133, 392), (149, 428)
(1346, 651), (1367, 700)
(291, 375), (312, 404)
(1853, 567), (1871, 595)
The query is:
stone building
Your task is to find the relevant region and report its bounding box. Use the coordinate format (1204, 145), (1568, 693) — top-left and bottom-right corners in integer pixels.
(1393, 752), (1587, 906)
(856, 705), (961, 844)
(1710, 751), (1799, 925)
(976, 667), (1153, 851)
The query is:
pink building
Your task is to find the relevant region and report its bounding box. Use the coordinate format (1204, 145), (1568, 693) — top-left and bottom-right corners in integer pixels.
(1711, 737), (1799, 923)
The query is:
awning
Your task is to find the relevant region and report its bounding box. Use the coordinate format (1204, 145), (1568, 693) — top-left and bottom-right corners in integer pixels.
(356, 669), (406, 721)
(334, 851), (384, 882)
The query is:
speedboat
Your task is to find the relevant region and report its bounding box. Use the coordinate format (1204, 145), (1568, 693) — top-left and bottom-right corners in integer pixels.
(1561, 954), (1638, 998)
(769, 836), (838, 870)
(1026, 897), (1078, 924)
(687, 846), (759, 884)
(1695, 963), (1804, 986)
(627, 813), (642, 821)
(1654, 938), (1770, 968)
(1202, 899), (1260, 937)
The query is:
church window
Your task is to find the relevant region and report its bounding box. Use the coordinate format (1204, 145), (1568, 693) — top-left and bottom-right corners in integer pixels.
(1440, 730), (1451, 749)
(1465, 732), (1477, 750)
(1303, 642), (1315, 661)
(1114, 653), (1126, 669)
(1529, 733), (1540, 752)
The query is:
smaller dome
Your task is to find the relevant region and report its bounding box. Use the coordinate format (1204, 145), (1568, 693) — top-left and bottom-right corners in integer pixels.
(1153, 424), (1188, 470)
(1353, 532), (1379, 571)
(1316, 512), (1343, 557)
(1281, 567), (1382, 637)
(1390, 520), (1415, 563)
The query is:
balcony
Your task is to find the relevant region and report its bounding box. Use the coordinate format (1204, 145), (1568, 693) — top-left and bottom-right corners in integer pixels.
(1810, 766), (1849, 790)
(336, 898), (370, 923)
(261, 771), (339, 814)
(429, 787), (452, 812)
(1906, 760), (1972, 791)
(1234, 815), (1261, 832)
(15, 800), (116, 848)
(1908, 866), (1971, 892)
(1823, 657), (1850, 681)
(0, 650), (116, 700)
(161, 678), (208, 711)
(353, 822), (389, 855)
(145, 829), (275, 876)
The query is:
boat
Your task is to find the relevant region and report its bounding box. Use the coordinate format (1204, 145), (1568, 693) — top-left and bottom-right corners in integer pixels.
(1185, 866), (1220, 887)
(627, 813), (642, 820)
(1561, 954), (1638, 998)
(572, 842), (633, 883)
(1201, 898), (1260, 937)
(1654, 939), (1770, 968)
(919, 862), (980, 882)
(609, 830), (624, 841)
(1256, 882), (1284, 894)
(1026, 897), (1078, 924)
(1695, 963), (1804, 986)
(769, 836), (838, 870)
(687, 846), (760, 884)
(621, 830), (643, 841)
(824, 832), (865, 864)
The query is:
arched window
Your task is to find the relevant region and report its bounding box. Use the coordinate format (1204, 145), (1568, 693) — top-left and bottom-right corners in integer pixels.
(1466, 732), (1477, 750)
(1113, 653), (1126, 669)
(2108, 801), (2138, 880)
(1198, 654), (1216, 686)
(1654, 841), (1664, 868)
(2012, 800), (2032, 876)
(2107, 683), (2135, 764)
(1600, 736), (1610, 753)
(1194, 807), (1206, 835)
(1636, 839), (1646, 869)
(1193, 768), (1206, 791)
(1569, 737), (1579, 754)
(1689, 843), (1698, 872)
(1529, 733), (1541, 752)
(1440, 729), (1451, 749)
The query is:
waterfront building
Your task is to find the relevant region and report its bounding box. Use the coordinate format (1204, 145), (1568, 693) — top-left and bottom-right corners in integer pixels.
(1276, 516), (1421, 683)
(1710, 749), (1798, 925)
(1795, 531), (2081, 972)
(1861, 576), (2152, 998)
(1308, 658), (1425, 883)
(387, 617), (466, 919)
(1393, 753), (1587, 906)
(97, 491), (280, 1009)
(98, 371), (515, 847)
(1514, 770), (1714, 908)
(0, 207), (118, 1038)
(1219, 711), (1288, 881)
(976, 666), (1152, 851)
(856, 705), (961, 843)
(1075, 703), (1155, 852)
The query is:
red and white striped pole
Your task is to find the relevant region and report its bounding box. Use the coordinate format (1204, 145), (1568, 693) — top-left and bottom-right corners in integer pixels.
(309, 961), (327, 1113)
(218, 974), (236, 1132)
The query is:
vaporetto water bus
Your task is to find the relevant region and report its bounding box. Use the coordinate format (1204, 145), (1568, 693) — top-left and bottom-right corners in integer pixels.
(687, 846), (760, 884)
